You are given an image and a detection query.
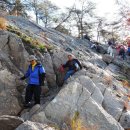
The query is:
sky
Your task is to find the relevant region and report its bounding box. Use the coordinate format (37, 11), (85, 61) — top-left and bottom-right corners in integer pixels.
(50, 0), (119, 19)
(49, 0), (130, 40)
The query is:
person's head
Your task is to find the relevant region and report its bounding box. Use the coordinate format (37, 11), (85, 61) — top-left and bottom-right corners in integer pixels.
(28, 55), (37, 65)
(67, 54), (73, 61)
(120, 45), (124, 49)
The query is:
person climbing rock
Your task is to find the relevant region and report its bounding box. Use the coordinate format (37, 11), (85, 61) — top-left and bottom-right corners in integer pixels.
(61, 54), (82, 81)
(20, 55), (46, 107)
(118, 45), (126, 60)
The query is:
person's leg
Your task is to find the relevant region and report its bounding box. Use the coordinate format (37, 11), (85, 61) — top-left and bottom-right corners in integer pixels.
(122, 52), (125, 60)
(110, 48), (113, 56)
(25, 85), (33, 104)
(124, 53), (127, 60)
(34, 86), (41, 104)
(107, 46), (110, 54)
(64, 70), (75, 81)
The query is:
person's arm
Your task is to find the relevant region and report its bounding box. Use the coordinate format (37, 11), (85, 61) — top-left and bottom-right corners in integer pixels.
(39, 66), (46, 86)
(75, 59), (82, 69)
(62, 61), (69, 68)
(20, 66), (31, 80)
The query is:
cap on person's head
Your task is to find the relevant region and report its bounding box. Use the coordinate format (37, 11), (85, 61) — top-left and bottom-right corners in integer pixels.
(28, 55), (37, 62)
(68, 54), (72, 57)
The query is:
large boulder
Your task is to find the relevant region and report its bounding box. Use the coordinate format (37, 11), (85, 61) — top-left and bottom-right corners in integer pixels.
(80, 76), (103, 104)
(119, 111), (130, 129)
(51, 48), (70, 86)
(96, 83), (106, 95)
(102, 89), (124, 121)
(34, 51), (57, 87)
(0, 68), (22, 116)
(82, 61), (97, 74)
(0, 31), (28, 116)
(0, 115), (24, 130)
(90, 58), (107, 69)
(97, 45), (107, 54)
(44, 80), (123, 130)
(0, 30), (28, 72)
(106, 64), (121, 75)
(16, 121), (57, 130)
(30, 111), (50, 124)
(91, 87), (104, 105)
(102, 54), (114, 64)
(20, 104), (41, 121)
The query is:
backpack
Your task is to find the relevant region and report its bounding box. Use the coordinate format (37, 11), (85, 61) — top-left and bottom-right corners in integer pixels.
(38, 64), (45, 86)
(74, 62), (80, 70)
(73, 59), (82, 70)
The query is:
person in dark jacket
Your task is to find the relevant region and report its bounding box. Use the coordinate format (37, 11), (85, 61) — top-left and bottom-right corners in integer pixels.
(118, 45), (126, 60)
(62, 55), (82, 81)
(20, 55), (46, 107)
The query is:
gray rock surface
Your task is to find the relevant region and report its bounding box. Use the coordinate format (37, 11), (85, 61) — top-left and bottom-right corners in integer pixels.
(119, 111), (130, 129)
(16, 121), (57, 130)
(0, 115), (24, 130)
(102, 89), (124, 121)
(0, 31), (28, 116)
(102, 54), (114, 64)
(96, 83), (106, 95)
(34, 51), (57, 87)
(0, 68), (22, 116)
(44, 80), (123, 130)
(0, 15), (129, 130)
(91, 87), (104, 105)
(106, 64), (121, 75)
(51, 48), (69, 85)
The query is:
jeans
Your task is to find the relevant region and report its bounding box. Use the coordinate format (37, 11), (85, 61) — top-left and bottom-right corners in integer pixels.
(25, 84), (41, 104)
(64, 70), (75, 81)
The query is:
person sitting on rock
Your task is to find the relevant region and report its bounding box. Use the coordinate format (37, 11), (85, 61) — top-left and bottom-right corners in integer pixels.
(20, 55), (46, 107)
(62, 54), (82, 81)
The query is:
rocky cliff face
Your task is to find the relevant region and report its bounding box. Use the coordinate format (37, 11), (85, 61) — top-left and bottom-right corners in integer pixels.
(0, 16), (130, 130)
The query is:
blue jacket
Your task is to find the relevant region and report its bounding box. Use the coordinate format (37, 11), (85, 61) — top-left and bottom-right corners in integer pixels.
(25, 63), (45, 85)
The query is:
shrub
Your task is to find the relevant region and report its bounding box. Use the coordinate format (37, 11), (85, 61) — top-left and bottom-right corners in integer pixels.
(65, 111), (99, 130)
(7, 25), (54, 52)
(122, 80), (130, 88)
(0, 17), (7, 30)
(103, 75), (112, 86)
(39, 44), (47, 52)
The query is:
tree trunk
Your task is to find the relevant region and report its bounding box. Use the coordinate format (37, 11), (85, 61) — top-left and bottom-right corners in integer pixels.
(35, 11), (38, 24)
(80, 18), (84, 39)
(34, 0), (38, 24)
(45, 16), (47, 28)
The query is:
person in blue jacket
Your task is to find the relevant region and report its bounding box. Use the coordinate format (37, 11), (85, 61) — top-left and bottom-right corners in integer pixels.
(20, 55), (46, 107)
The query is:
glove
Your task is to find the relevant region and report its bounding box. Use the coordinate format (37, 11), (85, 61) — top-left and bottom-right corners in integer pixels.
(20, 76), (26, 80)
(59, 64), (65, 72)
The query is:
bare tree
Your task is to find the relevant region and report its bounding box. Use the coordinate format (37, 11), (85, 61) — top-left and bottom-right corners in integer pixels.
(10, 0), (25, 16)
(70, 0), (95, 39)
(23, 0), (43, 24)
(38, 0), (59, 28)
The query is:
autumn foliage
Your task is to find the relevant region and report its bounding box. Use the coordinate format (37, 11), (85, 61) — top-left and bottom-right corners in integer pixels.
(0, 17), (7, 30)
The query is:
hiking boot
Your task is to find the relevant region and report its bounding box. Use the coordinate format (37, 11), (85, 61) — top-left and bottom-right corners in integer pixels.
(24, 102), (31, 108)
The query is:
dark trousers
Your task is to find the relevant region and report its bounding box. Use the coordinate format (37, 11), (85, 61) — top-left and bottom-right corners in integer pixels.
(25, 84), (41, 104)
(119, 51), (126, 60)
